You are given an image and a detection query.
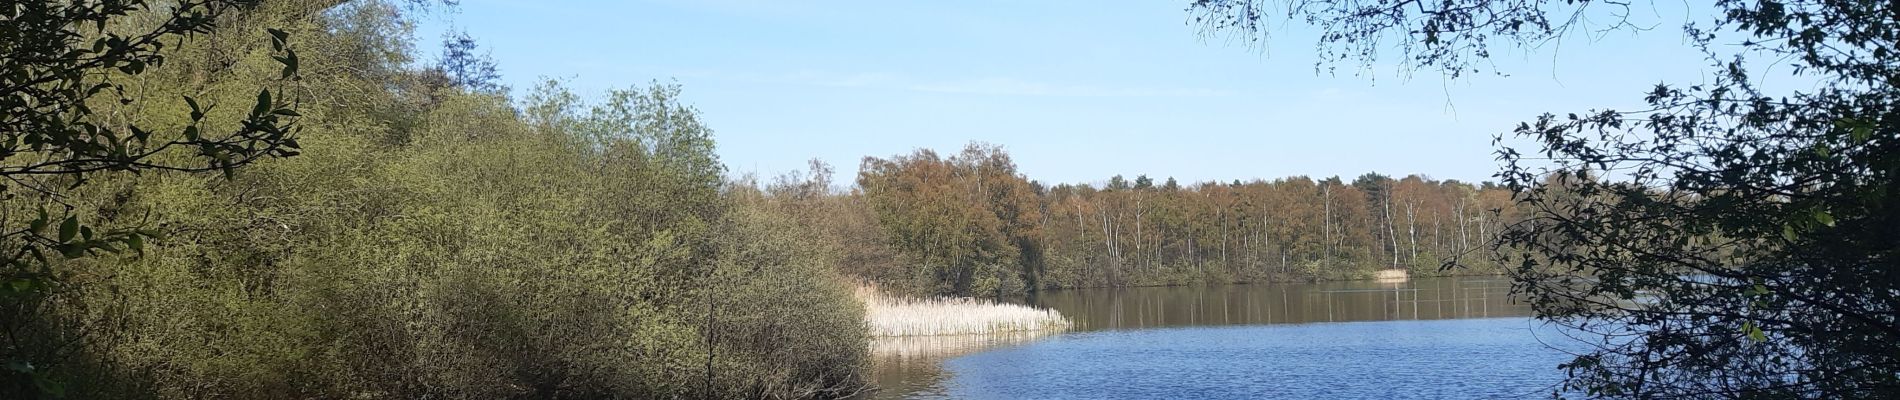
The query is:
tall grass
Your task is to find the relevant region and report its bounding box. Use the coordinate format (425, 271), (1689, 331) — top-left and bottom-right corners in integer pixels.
(859, 286), (1071, 337)
(1375, 268), (1410, 283)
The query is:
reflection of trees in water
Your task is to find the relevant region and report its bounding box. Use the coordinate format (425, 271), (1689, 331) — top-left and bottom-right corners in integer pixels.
(1035, 276), (1530, 331)
(866, 277), (1537, 399)
(866, 330), (1059, 399)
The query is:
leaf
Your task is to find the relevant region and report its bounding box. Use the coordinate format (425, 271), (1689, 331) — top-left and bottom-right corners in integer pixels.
(58, 217), (78, 243)
(127, 234), (144, 254)
(1851, 125), (1872, 143)
(252, 90), (272, 117)
(184, 96), (205, 121)
(29, 208), (47, 234)
(1743, 320), (1766, 343)
(1814, 209), (1835, 227)
(277, 48), (299, 79)
(267, 28), (289, 51)
(57, 243), (84, 259)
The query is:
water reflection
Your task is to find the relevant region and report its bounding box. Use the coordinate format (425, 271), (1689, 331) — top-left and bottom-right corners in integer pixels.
(869, 330), (1058, 398)
(938, 318), (1569, 399)
(871, 330), (1060, 359)
(864, 276), (1535, 399)
(1035, 276), (1527, 331)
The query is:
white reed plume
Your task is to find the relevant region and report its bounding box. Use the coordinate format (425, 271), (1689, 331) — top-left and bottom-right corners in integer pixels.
(858, 286), (1072, 337)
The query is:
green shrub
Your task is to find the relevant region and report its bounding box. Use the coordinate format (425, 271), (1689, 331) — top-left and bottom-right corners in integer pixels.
(15, 2), (869, 398)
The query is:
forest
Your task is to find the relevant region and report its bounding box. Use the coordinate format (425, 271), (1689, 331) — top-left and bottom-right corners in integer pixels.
(812, 144), (1520, 297)
(0, 0), (1514, 397)
(0, 1), (1523, 397)
(11, 0), (1894, 398)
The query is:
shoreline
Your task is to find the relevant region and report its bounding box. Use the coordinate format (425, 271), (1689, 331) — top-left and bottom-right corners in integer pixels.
(1022, 271), (1514, 294)
(858, 286), (1073, 338)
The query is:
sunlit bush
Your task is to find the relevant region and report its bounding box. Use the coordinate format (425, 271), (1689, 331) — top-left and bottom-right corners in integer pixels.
(22, 2), (869, 398)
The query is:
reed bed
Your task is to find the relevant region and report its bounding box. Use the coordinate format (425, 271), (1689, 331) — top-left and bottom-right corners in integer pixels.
(1375, 268), (1410, 283)
(858, 286), (1071, 337)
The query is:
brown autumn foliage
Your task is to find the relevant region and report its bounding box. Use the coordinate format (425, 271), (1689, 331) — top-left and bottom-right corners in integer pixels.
(774, 143), (1519, 297)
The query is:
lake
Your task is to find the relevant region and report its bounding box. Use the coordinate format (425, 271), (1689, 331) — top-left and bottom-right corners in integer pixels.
(867, 276), (1578, 399)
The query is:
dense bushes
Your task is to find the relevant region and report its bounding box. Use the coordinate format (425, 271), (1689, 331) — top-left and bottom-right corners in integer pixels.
(7, 1), (866, 398)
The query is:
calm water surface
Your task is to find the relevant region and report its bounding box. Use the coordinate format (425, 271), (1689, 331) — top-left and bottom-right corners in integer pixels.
(869, 276), (1577, 399)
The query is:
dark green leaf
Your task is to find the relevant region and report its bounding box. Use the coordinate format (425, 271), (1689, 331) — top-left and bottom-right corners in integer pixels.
(252, 90), (272, 117)
(267, 28), (289, 51)
(29, 208), (48, 234)
(184, 96), (204, 121)
(58, 217), (78, 243)
(57, 243), (84, 259)
(278, 49), (299, 79)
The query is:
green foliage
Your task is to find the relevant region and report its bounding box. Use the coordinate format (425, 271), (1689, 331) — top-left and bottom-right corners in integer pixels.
(6, 2), (867, 398)
(714, 186), (870, 398)
(0, 0), (305, 395)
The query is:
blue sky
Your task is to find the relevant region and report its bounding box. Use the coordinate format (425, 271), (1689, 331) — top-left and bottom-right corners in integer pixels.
(411, 0), (1717, 186)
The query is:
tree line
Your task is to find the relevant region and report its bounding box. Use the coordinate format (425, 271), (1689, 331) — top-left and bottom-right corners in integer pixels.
(1036, 169), (1519, 289)
(14, 0), (1887, 397)
(765, 143), (1522, 298)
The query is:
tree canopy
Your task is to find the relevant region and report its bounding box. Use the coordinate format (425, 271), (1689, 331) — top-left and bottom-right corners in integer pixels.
(0, 1), (866, 397)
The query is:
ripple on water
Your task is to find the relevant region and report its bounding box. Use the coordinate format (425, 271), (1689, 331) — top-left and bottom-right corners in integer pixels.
(920, 318), (1575, 400)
